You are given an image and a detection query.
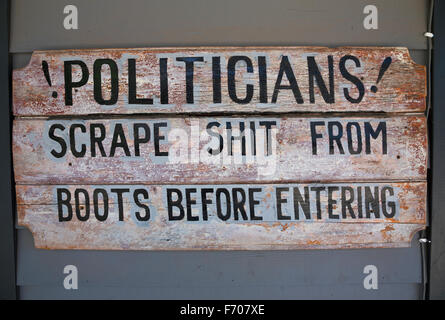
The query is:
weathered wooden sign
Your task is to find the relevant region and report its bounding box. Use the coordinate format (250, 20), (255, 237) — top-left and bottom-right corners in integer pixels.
(13, 47), (425, 115)
(12, 47), (427, 250)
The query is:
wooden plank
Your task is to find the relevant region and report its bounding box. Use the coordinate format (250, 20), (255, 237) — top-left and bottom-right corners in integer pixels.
(12, 115), (427, 185)
(16, 182), (426, 250)
(13, 47), (425, 116)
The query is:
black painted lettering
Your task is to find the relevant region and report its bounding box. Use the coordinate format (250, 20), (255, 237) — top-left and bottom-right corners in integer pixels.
(259, 121), (277, 156)
(154, 122), (168, 156)
(93, 188), (109, 221)
(328, 121), (345, 154)
(381, 187), (396, 218)
(339, 55), (365, 103)
(133, 188), (150, 221)
(293, 187), (311, 220)
(207, 122), (223, 155)
(176, 57), (204, 103)
(57, 188), (72, 222)
(74, 188), (90, 221)
(341, 186), (356, 219)
(357, 186), (363, 218)
(272, 56), (303, 104)
(346, 122), (362, 154)
(48, 124), (67, 158)
(128, 59), (153, 105)
(133, 123), (150, 157)
(311, 186), (325, 219)
(200, 188), (213, 221)
(110, 188), (130, 221)
(90, 123), (107, 157)
(226, 122), (246, 156)
(94, 59), (118, 105)
(167, 188), (184, 221)
(310, 121), (325, 155)
(328, 186), (340, 219)
(212, 56), (221, 104)
(307, 55), (334, 103)
(227, 56), (254, 104)
(258, 56), (268, 103)
(160, 58), (169, 104)
(185, 188), (198, 221)
(248, 188), (262, 221)
(365, 122), (387, 154)
(64, 60), (89, 106)
(109, 123), (131, 157)
(276, 187), (290, 220)
(250, 121), (257, 156)
(69, 124), (86, 158)
(216, 188), (231, 221)
(232, 188), (248, 220)
(365, 186), (380, 218)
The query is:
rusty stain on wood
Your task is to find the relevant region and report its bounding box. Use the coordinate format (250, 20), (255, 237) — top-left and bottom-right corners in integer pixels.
(13, 47), (425, 116)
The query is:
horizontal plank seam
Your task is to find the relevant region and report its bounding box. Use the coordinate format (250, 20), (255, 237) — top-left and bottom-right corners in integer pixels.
(15, 221), (426, 226)
(8, 45), (430, 54)
(12, 112), (428, 120)
(14, 180), (428, 186)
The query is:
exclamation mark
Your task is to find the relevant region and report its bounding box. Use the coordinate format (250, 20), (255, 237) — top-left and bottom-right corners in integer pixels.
(370, 57), (392, 93)
(42, 60), (58, 98)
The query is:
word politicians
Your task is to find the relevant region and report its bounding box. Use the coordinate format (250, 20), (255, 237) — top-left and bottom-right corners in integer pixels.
(63, 53), (367, 106)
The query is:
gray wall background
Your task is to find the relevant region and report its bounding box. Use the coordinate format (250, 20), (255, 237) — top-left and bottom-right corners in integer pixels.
(10, 0), (429, 299)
